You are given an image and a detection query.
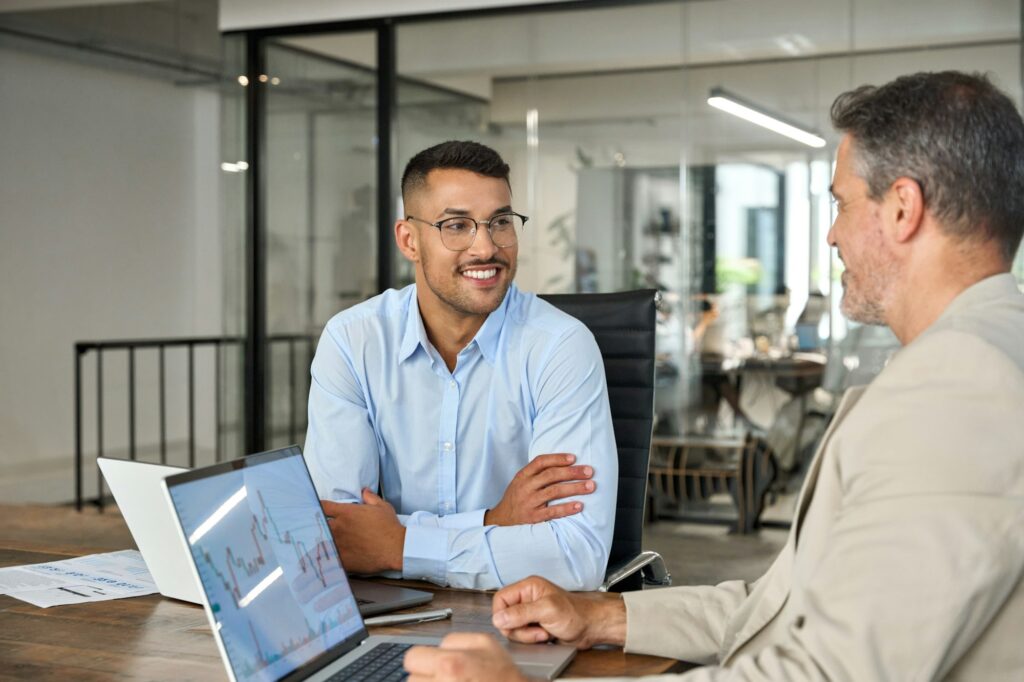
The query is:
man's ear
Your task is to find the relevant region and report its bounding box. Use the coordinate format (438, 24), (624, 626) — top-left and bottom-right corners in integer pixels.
(395, 219), (419, 263)
(890, 176), (925, 244)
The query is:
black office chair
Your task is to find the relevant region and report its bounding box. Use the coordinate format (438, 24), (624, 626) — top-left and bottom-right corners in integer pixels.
(540, 289), (671, 592)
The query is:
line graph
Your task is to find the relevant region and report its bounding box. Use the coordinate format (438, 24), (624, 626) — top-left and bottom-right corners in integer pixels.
(250, 490), (335, 589)
(201, 491), (335, 608)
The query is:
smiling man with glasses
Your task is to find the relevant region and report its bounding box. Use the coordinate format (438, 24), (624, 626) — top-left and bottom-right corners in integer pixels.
(303, 140), (617, 591)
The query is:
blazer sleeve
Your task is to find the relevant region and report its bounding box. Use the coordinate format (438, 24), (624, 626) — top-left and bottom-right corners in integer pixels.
(623, 580), (755, 664)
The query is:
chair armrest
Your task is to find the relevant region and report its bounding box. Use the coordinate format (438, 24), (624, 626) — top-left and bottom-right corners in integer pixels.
(599, 551), (672, 592)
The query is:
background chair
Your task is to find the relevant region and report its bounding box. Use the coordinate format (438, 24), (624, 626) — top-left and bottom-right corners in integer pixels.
(648, 432), (777, 534)
(540, 289), (670, 592)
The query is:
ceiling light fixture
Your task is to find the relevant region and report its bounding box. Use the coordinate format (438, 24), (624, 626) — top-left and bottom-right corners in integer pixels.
(707, 87), (826, 148)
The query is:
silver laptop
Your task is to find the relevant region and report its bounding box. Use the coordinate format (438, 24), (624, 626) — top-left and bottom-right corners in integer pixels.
(98, 456), (433, 616)
(97, 457), (197, 603)
(161, 446), (575, 682)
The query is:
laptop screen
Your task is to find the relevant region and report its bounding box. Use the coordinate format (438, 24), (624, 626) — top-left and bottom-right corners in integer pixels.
(165, 447), (366, 682)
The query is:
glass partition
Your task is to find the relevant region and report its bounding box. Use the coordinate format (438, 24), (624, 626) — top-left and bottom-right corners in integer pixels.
(260, 34), (379, 449)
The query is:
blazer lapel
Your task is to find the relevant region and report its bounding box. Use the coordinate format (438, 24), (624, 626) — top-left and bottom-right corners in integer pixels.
(721, 386), (868, 663)
(791, 386), (866, 544)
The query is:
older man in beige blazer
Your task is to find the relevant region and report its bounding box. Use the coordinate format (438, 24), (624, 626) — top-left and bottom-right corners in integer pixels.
(402, 71), (1024, 682)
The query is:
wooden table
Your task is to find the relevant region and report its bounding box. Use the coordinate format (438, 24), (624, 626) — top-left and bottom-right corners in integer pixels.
(0, 505), (685, 680)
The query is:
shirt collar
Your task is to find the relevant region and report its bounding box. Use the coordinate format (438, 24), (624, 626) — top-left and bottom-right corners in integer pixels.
(397, 283), (516, 365)
(399, 287), (431, 364)
(472, 283), (515, 364)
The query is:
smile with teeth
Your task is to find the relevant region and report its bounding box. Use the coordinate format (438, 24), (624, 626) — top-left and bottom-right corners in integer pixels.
(462, 268), (498, 280)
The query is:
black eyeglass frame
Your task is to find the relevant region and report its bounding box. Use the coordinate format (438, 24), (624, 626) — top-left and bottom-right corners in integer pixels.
(405, 212), (529, 251)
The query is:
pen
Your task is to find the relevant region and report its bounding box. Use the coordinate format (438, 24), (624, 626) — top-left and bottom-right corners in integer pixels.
(363, 607), (453, 627)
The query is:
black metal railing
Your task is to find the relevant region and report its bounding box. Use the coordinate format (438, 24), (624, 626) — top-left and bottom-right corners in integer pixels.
(74, 333), (314, 510)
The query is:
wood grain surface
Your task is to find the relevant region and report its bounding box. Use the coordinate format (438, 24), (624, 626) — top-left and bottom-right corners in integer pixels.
(0, 505), (685, 680)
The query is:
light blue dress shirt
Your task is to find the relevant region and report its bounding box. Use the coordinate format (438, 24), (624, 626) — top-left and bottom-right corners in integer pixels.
(304, 283), (617, 590)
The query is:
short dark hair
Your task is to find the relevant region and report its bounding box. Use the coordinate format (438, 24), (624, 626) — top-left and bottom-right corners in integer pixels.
(400, 140), (510, 202)
(831, 71), (1024, 263)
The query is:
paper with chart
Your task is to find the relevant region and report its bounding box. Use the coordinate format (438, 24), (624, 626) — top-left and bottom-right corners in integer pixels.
(0, 549), (158, 607)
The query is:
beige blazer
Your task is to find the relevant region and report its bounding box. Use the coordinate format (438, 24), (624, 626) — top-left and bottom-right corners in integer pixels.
(590, 274), (1024, 681)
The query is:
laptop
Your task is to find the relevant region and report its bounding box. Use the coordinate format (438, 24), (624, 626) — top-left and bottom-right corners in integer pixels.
(97, 457), (198, 603)
(98, 456), (433, 616)
(161, 446), (576, 682)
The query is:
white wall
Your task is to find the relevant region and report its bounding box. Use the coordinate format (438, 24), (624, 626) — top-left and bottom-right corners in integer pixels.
(0, 46), (222, 501)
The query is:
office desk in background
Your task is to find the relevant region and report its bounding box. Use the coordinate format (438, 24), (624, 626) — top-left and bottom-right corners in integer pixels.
(0, 504), (686, 680)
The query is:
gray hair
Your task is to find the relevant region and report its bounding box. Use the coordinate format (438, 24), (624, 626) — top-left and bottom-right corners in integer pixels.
(831, 71), (1024, 264)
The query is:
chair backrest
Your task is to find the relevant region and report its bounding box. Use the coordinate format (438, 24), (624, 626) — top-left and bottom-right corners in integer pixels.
(540, 289), (657, 591)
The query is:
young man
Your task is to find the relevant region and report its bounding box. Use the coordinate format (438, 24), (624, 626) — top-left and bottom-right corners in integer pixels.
(403, 72), (1024, 680)
(304, 141), (617, 591)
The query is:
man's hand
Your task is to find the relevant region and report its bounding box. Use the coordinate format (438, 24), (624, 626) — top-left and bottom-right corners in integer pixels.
(404, 633), (534, 682)
(491, 576), (627, 650)
(321, 489), (406, 575)
(484, 454), (596, 526)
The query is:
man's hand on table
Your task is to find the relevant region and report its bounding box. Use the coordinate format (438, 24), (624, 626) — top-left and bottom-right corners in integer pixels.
(403, 576), (627, 681)
(321, 489), (405, 574)
(492, 576), (627, 649)
(484, 454), (596, 526)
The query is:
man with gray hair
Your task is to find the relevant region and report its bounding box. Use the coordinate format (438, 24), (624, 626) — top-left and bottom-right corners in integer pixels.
(403, 70), (1024, 681)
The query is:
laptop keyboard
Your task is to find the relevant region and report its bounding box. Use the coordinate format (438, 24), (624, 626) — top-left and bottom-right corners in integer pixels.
(326, 643), (412, 682)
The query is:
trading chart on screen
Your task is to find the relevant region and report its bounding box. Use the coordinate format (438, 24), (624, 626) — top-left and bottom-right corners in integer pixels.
(169, 455), (363, 682)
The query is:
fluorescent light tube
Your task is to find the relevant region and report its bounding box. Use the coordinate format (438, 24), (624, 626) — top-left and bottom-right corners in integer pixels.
(708, 87), (826, 148)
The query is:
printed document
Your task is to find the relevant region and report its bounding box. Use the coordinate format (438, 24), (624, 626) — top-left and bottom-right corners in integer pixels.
(0, 549), (157, 608)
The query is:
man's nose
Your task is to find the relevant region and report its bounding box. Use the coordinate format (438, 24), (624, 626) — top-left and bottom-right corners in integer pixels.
(466, 222), (500, 259)
(826, 222), (838, 247)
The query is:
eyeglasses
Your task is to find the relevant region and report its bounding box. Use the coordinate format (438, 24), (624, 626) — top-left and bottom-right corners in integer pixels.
(405, 212), (528, 252)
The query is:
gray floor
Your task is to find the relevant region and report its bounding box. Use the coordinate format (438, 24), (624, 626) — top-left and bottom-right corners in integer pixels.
(642, 493), (796, 587)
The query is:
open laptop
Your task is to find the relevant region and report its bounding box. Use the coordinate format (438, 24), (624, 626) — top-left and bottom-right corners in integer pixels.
(161, 446), (576, 682)
(98, 455), (433, 616)
(97, 457), (197, 603)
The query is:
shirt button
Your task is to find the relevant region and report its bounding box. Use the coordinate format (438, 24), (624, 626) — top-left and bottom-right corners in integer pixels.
(794, 616), (805, 629)
(449, 380), (456, 389)
(443, 442), (453, 451)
